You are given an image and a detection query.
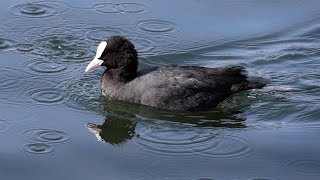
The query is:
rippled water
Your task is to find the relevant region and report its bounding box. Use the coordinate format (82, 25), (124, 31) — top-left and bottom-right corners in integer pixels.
(1, 0), (320, 180)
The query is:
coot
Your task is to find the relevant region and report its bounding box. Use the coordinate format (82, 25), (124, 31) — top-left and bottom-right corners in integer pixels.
(85, 36), (265, 111)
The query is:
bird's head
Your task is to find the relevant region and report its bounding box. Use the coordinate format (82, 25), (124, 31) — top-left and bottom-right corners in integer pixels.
(85, 36), (138, 74)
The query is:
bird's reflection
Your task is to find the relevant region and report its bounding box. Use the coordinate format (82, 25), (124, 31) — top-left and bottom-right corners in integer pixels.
(86, 94), (251, 144)
(86, 116), (136, 145)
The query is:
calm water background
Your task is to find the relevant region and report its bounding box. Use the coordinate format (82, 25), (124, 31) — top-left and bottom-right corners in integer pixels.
(1, 0), (320, 179)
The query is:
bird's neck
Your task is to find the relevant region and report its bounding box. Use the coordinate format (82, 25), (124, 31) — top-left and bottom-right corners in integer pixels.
(103, 68), (137, 83)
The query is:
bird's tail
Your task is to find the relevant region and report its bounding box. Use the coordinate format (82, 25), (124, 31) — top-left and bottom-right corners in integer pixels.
(231, 81), (266, 92)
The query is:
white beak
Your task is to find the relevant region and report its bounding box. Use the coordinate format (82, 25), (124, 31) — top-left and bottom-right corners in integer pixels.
(85, 41), (107, 72)
(85, 58), (104, 72)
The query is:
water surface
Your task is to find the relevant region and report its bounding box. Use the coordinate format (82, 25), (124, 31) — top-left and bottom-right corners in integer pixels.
(1, 0), (320, 179)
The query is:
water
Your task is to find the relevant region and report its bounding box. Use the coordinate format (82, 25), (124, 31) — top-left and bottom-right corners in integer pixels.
(1, 0), (320, 179)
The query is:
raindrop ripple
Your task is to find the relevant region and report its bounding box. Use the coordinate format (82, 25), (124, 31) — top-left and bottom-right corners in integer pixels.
(26, 59), (68, 74)
(9, 1), (70, 18)
(136, 129), (251, 157)
(288, 160), (320, 175)
(31, 34), (92, 63)
(115, 3), (146, 13)
(24, 88), (65, 104)
(94, 2), (146, 14)
(137, 19), (178, 33)
(24, 128), (71, 144)
(22, 143), (54, 154)
(93, 3), (119, 14)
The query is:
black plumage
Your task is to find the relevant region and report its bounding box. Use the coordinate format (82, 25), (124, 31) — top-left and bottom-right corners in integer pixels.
(86, 36), (265, 111)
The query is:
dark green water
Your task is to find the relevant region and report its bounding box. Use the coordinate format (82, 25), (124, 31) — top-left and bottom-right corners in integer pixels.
(1, 0), (320, 179)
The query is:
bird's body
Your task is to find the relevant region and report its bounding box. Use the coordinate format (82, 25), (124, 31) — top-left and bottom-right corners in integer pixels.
(85, 36), (265, 111)
(101, 65), (264, 111)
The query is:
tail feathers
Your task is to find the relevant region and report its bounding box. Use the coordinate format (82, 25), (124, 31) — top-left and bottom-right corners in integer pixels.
(222, 66), (248, 78)
(231, 81), (266, 92)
